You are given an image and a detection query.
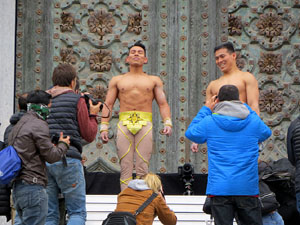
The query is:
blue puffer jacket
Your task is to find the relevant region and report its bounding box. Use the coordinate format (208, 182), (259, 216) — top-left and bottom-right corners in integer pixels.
(185, 102), (271, 196)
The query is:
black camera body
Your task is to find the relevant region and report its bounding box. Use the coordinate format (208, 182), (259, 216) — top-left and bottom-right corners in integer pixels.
(51, 133), (60, 145)
(83, 94), (103, 111)
(178, 163), (194, 195)
(51, 133), (69, 144)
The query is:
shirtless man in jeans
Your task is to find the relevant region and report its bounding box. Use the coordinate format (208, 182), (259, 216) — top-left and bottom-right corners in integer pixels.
(101, 41), (172, 190)
(191, 42), (260, 152)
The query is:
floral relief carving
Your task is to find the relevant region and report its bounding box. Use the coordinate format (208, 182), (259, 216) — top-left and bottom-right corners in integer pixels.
(60, 12), (74, 32)
(128, 13), (142, 35)
(258, 53), (282, 74)
(228, 14), (242, 36)
(89, 49), (112, 72)
(88, 9), (116, 39)
(296, 59), (300, 71)
(60, 48), (77, 65)
(236, 52), (245, 70)
(88, 85), (107, 102)
(259, 89), (284, 114)
(256, 12), (283, 41)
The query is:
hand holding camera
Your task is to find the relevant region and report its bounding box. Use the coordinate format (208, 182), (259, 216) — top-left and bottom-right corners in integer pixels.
(89, 99), (102, 115)
(205, 95), (218, 111)
(59, 132), (70, 147)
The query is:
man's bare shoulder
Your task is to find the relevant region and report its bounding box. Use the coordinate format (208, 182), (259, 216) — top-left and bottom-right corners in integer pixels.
(207, 79), (219, 89)
(110, 74), (124, 83)
(107, 75), (124, 89)
(149, 74), (161, 80)
(239, 71), (257, 82)
(149, 75), (163, 84)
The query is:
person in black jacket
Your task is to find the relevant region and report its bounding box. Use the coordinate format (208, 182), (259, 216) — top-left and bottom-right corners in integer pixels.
(4, 93), (28, 146)
(1, 94), (28, 223)
(0, 182), (11, 222)
(287, 116), (300, 214)
(258, 161), (284, 225)
(0, 139), (11, 222)
(261, 158), (300, 225)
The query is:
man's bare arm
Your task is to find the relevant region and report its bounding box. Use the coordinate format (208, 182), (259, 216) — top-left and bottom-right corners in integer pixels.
(101, 76), (119, 142)
(190, 81), (215, 152)
(154, 77), (171, 120)
(153, 77), (172, 136)
(205, 81), (214, 102)
(245, 73), (260, 115)
(101, 77), (118, 122)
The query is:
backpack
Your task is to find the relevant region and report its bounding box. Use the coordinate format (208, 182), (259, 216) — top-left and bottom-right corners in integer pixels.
(102, 192), (158, 225)
(0, 145), (21, 185)
(102, 211), (136, 225)
(0, 119), (26, 185)
(259, 180), (280, 215)
(202, 196), (212, 214)
(261, 158), (300, 222)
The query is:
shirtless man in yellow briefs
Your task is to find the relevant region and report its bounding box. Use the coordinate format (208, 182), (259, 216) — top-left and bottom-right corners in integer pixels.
(100, 41), (172, 190)
(191, 42), (260, 152)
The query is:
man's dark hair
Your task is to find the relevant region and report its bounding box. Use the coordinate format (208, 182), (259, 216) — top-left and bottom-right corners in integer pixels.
(214, 42), (235, 53)
(18, 93), (28, 111)
(52, 64), (77, 86)
(27, 90), (52, 105)
(218, 85), (239, 101)
(128, 40), (146, 56)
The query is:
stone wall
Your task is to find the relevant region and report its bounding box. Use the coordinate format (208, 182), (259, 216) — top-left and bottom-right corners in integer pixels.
(0, 0), (16, 141)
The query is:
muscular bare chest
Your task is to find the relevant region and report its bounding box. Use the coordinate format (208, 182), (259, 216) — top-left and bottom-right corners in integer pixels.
(117, 76), (155, 96)
(212, 77), (247, 102)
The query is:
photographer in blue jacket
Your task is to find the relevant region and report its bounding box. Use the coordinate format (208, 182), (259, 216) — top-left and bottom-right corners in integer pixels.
(185, 85), (271, 225)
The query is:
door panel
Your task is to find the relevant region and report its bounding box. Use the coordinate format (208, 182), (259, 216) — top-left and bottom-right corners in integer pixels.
(15, 0), (300, 174)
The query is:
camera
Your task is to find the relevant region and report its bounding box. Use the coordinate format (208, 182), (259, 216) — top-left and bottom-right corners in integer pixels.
(51, 133), (67, 145)
(51, 133), (60, 145)
(83, 94), (104, 111)
(178, 163), (194, 195)
(51, 133), (70, 145)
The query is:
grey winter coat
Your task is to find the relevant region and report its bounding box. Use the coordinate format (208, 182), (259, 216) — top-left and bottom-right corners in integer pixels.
(8, 111), (68, 187)
(3, 110), (26, 146)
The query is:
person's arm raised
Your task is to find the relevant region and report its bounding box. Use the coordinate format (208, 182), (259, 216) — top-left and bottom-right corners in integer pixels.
(190, 81), (214, 151)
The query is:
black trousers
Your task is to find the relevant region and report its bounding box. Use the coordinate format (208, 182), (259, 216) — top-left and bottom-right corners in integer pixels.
(211, 196), (263, 225)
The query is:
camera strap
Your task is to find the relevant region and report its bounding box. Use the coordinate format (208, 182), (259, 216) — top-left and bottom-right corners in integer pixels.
(134, 192), (158, 216)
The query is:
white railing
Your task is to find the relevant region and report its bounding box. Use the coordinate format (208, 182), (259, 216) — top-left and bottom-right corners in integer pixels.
(86, 195), (215, 225)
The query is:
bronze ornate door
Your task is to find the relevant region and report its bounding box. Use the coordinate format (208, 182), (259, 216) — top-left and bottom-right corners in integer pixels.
(15, 0), (300, 174)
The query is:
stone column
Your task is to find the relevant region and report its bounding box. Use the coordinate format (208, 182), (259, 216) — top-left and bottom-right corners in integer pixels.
(0, 0), (16, 142)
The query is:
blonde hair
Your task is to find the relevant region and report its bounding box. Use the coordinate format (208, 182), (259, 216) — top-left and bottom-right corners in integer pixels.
(143, 173), (162, 193)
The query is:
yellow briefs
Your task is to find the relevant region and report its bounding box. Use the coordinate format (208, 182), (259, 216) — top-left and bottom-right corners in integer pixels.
(119, 111), (152, 135)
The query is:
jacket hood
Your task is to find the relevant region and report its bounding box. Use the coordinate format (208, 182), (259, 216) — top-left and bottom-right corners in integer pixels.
(128, 179), (150, 191)
(212, 101), (251, 132)
(10, 110), (26, 125)
(47, 86), (74, 98)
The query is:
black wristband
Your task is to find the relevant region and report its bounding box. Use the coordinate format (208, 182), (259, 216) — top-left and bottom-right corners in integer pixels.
(58, 141), (70, 149)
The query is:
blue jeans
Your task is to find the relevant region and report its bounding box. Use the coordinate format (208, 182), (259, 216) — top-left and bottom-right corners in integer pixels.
(262, 211), (284, 225)
(12, 180), (48, 225)
(296, 192), (300, 214)
(45, 158), (86, 225)
(211, 196), (263, 225)
(13, 211), (21, 225)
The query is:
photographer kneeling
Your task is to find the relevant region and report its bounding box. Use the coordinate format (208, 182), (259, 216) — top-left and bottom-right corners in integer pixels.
(114, 173), (177, 225)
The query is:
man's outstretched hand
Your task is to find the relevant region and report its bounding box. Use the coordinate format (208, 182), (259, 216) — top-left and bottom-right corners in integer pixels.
(191, 143), (199, 153)
(101, 131), (109, 143)
(162, 126), (172, 137)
